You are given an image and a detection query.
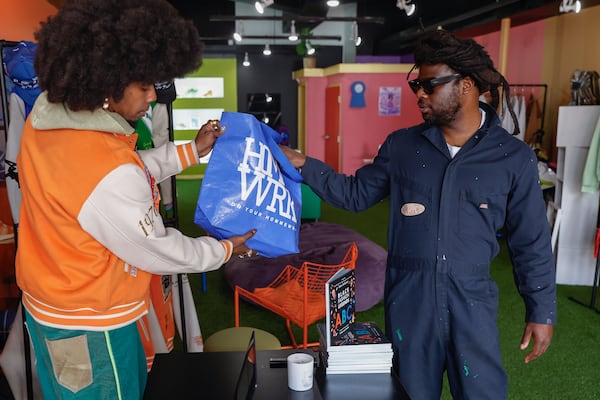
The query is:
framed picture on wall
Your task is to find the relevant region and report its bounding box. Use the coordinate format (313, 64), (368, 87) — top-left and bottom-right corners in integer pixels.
(173, 108), (224, 130)
(378, 87), (401, 116)
(174, 77), (224, 99)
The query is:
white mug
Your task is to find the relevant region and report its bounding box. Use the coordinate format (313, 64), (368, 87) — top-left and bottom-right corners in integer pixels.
(287, 353), (314, 391)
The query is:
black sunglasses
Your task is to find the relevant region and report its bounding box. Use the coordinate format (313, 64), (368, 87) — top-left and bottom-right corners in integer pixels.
(407, 74), (463, 95)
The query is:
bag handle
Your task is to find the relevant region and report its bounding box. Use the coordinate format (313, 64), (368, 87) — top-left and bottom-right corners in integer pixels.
(219, 111), (303, 183)
(262, 125), (303, 183)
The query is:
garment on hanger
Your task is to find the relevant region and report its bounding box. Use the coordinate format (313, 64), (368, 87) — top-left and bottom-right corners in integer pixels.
(0, 303), (43, 399)
(135, 103), (173, 208)
(525, 92), (543, 145)
(3, 41), (40, 116)
(500, 95), (515, 134)
(3, 41), (42, 225)
(516, 93), (526, 141)
(581, 115), (600, 193)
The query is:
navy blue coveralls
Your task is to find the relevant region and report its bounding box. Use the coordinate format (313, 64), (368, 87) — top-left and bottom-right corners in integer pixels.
(300, 102), (556, 399)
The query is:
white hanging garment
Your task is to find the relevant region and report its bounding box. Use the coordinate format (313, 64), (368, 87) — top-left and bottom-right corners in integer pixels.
(171, 274), (204, 352)
(0, 303), (43, 400)
(5, 93), (26, 224)
(500, 95), (515, 134)
(516, 94), (527, 141)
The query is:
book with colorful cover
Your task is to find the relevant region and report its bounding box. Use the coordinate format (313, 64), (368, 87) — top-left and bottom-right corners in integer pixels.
(318, 321), (392, 353)
(317, 321), (393, 375)
(324, 268), (356, 348)
(330, 321), (391, 349)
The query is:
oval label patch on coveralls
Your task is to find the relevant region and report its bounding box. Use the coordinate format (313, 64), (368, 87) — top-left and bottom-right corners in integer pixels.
(401, 203), (425, 216)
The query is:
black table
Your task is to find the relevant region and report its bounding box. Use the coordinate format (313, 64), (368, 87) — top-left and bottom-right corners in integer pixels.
(143, 349), (411, 400)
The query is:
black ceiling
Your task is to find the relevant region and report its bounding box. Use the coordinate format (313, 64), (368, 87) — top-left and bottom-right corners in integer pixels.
(166, 0), (593, 55)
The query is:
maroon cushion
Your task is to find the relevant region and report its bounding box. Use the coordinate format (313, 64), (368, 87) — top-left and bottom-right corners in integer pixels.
(225, 222), (387, 312)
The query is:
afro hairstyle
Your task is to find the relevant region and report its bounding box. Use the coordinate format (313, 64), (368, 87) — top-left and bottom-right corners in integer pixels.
(34, 0), (204, 111)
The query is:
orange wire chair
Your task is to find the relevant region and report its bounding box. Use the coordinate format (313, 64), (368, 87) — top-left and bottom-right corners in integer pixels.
(234, 242), (358, 349)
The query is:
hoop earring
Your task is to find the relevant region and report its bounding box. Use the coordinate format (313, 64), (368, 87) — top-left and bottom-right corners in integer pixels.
(102, 98), (110, 110)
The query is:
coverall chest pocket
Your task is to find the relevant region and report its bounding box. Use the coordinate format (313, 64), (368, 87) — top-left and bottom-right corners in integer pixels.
(394, 176), (431, 232)
(459, 189), (507, 234)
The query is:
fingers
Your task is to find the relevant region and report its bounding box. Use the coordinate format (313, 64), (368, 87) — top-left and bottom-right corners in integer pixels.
(524, 339), (550, 363)
(519, 327), (532, 351)
(204, 119), (225, 136)
(278, 145), (306, 168)
(229, 230), (257, 247)
(196, 120), (226, 157)
(520, 323), (553, 364)
(231, 230), (258, 258)
(237, 248), (258, 259)
(523, 331), (552, 363)
(237, 231), (257, 258)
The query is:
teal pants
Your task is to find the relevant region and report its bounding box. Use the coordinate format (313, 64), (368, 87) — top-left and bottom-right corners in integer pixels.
(25, 310), (147, 400)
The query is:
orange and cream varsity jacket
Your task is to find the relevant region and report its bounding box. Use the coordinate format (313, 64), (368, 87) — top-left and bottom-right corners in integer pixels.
(16, 92), (233, 330)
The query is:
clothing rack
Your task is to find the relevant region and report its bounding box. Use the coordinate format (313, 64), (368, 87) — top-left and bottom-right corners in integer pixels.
(0, 40), (19, 134)
(510, 83), (548, 130)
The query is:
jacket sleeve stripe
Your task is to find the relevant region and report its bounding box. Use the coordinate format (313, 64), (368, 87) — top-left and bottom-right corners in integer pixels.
(220, 240), (233, 262)
(176, 142), (199, 170)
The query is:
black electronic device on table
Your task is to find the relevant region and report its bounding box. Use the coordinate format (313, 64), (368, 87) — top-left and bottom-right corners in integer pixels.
(235, 330), (257, 400)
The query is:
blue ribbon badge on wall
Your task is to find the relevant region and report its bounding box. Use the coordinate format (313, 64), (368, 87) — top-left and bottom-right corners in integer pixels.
(350, 81), (366, 108)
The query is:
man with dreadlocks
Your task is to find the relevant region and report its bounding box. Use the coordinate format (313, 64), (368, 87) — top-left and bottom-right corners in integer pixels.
(280, 29), (555, 399)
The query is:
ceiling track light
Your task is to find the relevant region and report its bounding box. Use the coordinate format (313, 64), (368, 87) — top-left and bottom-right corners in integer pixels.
(396, 0), (416, 17)
(263, 43), (272, 56)
(305, 41), (315, 56)
(352, 21), (362, 47)
(233, 21), (243, 42)
(255, 0), (274, 14)
(559, 0), (582, 13)
(326, 0), (340, 7)
(288, 20), (298, 41)
(242, 52), (250, 67)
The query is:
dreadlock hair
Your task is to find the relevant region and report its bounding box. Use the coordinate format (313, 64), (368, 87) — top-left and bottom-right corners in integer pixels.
(34, 0), (204, 112)
(413, 29), (519, 136)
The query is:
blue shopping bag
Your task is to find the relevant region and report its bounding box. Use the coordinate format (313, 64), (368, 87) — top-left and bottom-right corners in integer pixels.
(194, 112), (303, 258)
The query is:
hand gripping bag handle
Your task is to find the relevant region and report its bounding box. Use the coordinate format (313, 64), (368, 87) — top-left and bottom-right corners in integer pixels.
(262, 125), (303, 183)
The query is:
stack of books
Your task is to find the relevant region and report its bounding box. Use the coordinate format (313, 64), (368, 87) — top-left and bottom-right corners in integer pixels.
(319, 267), (393, 374)
(317, 321), (393, 374)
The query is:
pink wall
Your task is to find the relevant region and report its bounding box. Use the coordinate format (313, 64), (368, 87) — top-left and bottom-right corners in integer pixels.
(300, 70), (421, 175)
(333, 73), (421, 174)
(505, 21), (545, 84)
(300, 19), (547, 175)
(303, 78), (329, 161)
(474, 19), (545, 84)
